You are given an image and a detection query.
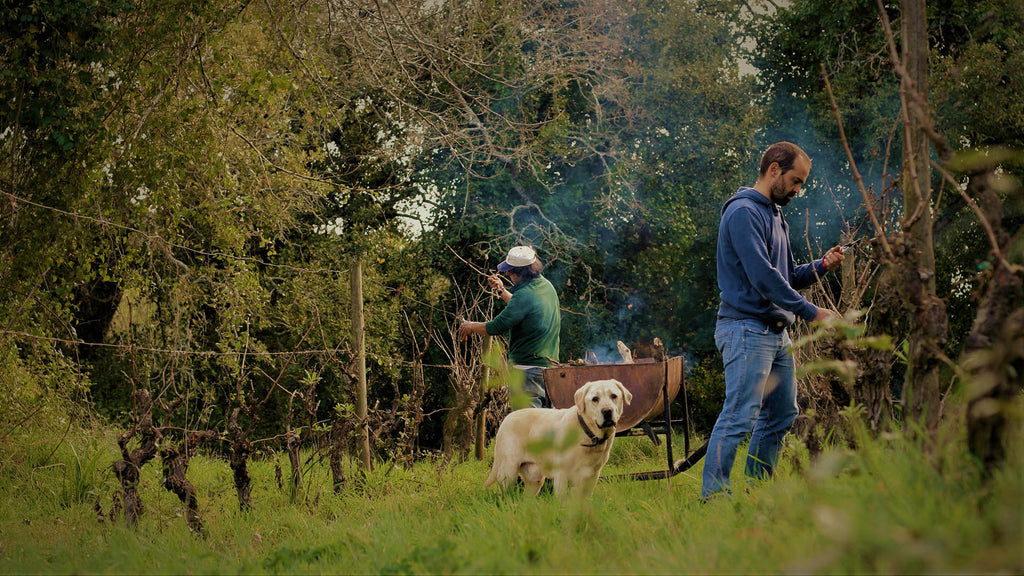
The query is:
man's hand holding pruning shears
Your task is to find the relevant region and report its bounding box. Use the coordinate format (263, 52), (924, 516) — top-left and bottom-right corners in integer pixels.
(839, 238), (861, 254)
(822, 238), (861, 271)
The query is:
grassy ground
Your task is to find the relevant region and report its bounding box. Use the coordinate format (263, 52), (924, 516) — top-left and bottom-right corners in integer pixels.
(0, 407), (1021, 575)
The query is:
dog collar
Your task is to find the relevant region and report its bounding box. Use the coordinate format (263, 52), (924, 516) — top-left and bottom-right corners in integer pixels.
(577, 413), (609, 447)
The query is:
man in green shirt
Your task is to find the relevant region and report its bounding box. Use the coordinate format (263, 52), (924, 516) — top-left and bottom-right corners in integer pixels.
(459, 246), (561, 408)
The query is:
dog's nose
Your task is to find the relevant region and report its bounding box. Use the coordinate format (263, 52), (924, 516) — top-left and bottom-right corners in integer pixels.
(602, 408), (613, 422)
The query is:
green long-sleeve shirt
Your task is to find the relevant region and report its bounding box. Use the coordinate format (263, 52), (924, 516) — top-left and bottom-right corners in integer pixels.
(485, 276), (560, 367)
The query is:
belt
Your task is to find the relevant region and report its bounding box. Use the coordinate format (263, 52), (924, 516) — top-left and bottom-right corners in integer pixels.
(717, 315), (786, 334)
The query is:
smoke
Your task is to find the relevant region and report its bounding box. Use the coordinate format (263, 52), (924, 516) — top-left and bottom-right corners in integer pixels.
(760, 102), (896, 259)
(584, 340), (628, 364)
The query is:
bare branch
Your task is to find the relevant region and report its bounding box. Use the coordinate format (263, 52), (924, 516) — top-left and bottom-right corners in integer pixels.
(820, 64), (894, 259)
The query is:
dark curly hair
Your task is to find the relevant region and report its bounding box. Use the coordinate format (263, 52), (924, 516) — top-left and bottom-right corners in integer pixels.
(759, 141), (810, 176)
(506, 259), (544, 281)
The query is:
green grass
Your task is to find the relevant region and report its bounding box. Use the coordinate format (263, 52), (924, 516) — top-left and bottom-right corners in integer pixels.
(0, 410), (1021, 575)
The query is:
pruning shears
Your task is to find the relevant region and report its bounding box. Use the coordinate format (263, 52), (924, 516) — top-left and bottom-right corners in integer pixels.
(839, 238), (862, 253)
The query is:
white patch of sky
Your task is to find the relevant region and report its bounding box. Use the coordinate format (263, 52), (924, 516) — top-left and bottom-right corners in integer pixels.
(395, 181), (442, 238)
(736, 0), (787, 77)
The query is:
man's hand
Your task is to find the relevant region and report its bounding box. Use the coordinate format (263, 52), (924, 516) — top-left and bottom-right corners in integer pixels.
(822, 245), (845, 270)
(459, 321), (486, 341)
(487, 274), (512, 303)
(812, 307), (839, 323)
(486, 274), (504, 292)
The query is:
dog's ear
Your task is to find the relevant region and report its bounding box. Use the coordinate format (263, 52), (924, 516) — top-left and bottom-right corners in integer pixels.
(614, 379), (633, 405)
(574, 382), (592, 412)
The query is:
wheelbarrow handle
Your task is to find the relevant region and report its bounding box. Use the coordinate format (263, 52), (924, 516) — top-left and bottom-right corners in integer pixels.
(608, 440), (709, 482)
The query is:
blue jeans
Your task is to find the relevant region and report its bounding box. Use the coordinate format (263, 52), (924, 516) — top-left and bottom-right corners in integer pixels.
(517, 366), (551, 409)
(701, 318), (798, 499)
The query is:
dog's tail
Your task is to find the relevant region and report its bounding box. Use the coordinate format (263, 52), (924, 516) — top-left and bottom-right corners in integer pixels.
(483, 468), (498, 488)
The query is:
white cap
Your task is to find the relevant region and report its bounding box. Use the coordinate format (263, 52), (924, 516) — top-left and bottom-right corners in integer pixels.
(497, 246), (537, 271)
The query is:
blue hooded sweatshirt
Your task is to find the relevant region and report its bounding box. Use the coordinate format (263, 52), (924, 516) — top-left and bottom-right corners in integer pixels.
(716, 187), (827, 327)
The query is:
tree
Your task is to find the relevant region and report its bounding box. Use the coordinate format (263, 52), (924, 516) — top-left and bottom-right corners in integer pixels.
(889, 0), (946, 436)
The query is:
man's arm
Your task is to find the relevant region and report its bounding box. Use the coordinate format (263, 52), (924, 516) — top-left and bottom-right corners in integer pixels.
(487, 274), (512, 303)
(458, 321), (488, 341)
(793, 246), (845, 289)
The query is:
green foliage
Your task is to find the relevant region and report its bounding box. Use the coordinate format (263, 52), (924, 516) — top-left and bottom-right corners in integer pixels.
(930, 0), (1024, 151)
(0, 353), (117, 516)
(681, 357), (727, 435)
(604, 0), (764, 357)
(525, 427), (581, 457)
(0, 342), (92, 445)
(752, 0), (899, 156)
(57, 440), (112, 509)
(482, 343), (530, 410)
(605, 434), (660, 466)
(0, 0), (130, 152)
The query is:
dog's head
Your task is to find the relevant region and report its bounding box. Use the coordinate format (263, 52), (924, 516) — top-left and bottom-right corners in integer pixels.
(574, 379), (632, 430)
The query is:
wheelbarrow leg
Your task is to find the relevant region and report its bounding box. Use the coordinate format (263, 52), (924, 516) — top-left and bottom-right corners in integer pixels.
(672, 441), (708, 474)
(638, 421), (661, 446)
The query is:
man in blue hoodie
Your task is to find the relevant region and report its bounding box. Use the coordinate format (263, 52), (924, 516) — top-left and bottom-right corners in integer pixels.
(702, 141), (844, 499)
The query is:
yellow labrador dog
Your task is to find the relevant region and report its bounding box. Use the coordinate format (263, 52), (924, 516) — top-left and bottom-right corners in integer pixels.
(484, 379), (632, 498)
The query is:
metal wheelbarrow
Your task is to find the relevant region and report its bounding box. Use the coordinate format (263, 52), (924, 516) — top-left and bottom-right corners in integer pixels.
(543, 355), (708, 480)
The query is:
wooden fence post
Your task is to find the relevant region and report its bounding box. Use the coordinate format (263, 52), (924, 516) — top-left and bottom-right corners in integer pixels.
(474, 335), (492, 460)
(351, 257), (371, 471)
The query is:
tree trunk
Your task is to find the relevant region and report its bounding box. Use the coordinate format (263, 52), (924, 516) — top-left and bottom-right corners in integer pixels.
(160, 431), (216, 534)
(961, 170), (1024, 478)
(851, 346), (894, 434)
(330, 411), (347, 493)
(889, 233), (947, 436)
(901, 1), (932, 262)
(285, 429), (302, 498)
(898, 0), (945, 438)
(402, 356), (426, 468)
(474, 410), (487, 461)
(70, 276), (122, 362)
(351, 258), (372, 471)
(112, 390), (160, 526)
(442, 394), (476, 462)
(442, 367), (478, 462)
(227, 408), (253, 511)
